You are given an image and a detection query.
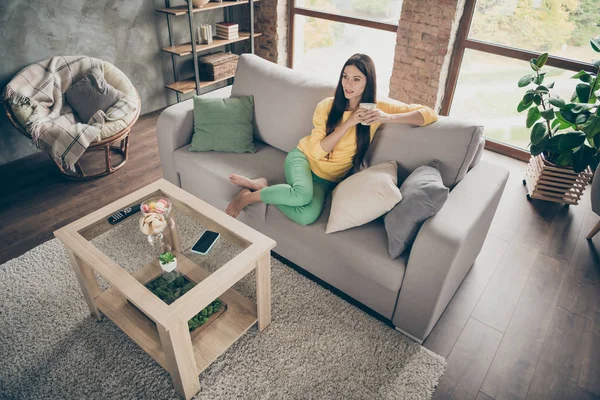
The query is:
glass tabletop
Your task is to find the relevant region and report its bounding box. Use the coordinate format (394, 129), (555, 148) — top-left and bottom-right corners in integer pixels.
(87, 193), (246, 295)
(57, 180), (274, 350)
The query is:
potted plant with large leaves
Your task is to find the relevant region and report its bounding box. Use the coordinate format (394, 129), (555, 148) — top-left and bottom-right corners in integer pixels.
(518, 36), (599, 205)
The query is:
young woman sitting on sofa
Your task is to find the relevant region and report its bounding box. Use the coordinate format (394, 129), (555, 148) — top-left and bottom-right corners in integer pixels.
(225, 53), (438, 225)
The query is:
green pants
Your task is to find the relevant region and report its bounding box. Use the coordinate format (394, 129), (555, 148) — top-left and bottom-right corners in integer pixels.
(260, 148), (335, 226)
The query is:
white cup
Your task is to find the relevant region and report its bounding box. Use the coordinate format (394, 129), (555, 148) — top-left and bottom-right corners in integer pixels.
(359, 102), (377, 125)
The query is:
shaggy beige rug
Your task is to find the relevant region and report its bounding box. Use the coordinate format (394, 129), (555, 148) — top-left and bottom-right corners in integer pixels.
(0, 212), (445, 399)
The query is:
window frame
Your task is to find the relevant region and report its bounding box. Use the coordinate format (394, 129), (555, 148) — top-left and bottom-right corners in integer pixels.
(441, 0), (598, 161)
(287, 2), (399, 69)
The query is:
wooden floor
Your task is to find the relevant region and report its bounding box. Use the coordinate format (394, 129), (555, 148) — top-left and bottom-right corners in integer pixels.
(1, 111), (598, 400)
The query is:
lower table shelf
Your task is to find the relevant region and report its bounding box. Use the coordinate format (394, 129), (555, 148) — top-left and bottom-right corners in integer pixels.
(95, 252), (258, 374)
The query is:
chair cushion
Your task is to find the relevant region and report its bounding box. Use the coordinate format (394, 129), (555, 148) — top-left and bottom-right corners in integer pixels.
(11, 101), (34, 128)
(384, 162), (449, 259)
(65, 68), (124, 123)
(326, 161), (402, 234)
(231, 54), (335, 153)
(96, 61), (139, 141)
(190, 95), (255, 153)
(173, 141), (287, 220)
(265, 195), (407, 293)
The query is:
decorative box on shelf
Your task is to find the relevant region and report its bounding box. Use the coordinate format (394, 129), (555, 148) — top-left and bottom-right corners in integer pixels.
(198, 51), (239, 81)
(523, 153), (593, 206)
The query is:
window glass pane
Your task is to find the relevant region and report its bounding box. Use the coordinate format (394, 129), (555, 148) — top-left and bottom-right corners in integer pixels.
(295, 0), (403, 24)
(469, 0), (600, 62)
(449, 49), (579, 150)
(293, 15), (396, 96)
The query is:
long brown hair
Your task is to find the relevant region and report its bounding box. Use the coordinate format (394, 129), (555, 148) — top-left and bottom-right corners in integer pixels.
(325, 53), (377, 173)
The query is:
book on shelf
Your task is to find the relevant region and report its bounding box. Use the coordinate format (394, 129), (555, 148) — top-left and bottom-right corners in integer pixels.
(217, 29), (239, 37)
(216, 21), (239, 27)
(216, 22), (238, 31)
(216, 26), (239, 33)
(216, 34), (239, 40)
(216, 26), (238, 32)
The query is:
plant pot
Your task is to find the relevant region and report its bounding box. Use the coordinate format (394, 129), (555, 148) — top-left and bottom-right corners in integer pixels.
(185, 0), (210, 8)
(540, 151), (562, 168)
(523, 154), (593, 205)
(160, 258), (177, 273)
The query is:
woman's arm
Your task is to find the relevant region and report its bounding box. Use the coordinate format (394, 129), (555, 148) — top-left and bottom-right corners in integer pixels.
(361, 101), (438, 127)
(319, 111), (362, 152)
(381, 110), (425, 126)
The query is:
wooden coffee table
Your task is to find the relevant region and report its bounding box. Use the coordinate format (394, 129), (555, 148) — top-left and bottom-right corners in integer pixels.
(54, 179), (276, 399)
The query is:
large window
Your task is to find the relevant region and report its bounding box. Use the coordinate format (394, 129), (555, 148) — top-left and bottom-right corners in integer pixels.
(443, 0), (600, 158)
(289, 0), (402, 96)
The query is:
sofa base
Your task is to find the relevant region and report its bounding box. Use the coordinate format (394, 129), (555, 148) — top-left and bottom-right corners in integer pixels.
(271, 251), (396, 328)
(395, 327), (424, 344)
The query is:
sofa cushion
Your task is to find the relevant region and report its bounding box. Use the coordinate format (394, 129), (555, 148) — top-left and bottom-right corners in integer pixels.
(265, 196), (407, 293)
(173, 141), (287, 221)
(231, 54), (335, 153)
(326, 161), (402, 234)
(365, 116), (483, 188)
(190, 95), (256, 153)
(384, 162), (449, 259)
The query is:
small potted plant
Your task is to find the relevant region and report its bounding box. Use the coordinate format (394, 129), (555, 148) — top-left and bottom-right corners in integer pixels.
(517, 36), (599, 205)
(159, 251), (177, 273)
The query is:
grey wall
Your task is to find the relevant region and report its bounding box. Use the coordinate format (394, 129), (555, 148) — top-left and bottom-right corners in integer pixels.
(0, 0), (234, 166)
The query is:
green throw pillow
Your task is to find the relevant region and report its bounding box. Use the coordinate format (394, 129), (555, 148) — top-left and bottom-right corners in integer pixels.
(190, 95), (256, 153)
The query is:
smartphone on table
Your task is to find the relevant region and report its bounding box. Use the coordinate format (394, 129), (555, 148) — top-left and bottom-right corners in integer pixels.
(191, 230), (220, 255)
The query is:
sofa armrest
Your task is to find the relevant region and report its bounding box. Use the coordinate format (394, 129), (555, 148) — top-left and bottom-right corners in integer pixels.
(156, 86), (232, 186)
(392, 160), (509, 342)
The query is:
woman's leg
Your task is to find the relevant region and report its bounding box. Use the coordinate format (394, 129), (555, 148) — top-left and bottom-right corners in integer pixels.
(259, 149), (314, 207)
(226, 149), (314, 218)
(275, 178), (331, 226)
(226, 188), (258, 217)
(229, 175), (268, 191)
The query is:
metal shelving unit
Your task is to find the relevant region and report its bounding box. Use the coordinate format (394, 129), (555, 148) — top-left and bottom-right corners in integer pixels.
(157, 0), (259, 102)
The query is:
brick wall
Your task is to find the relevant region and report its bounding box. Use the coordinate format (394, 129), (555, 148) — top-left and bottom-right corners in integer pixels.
(390, 0), (466, 111)
(252, 0), (288, 65)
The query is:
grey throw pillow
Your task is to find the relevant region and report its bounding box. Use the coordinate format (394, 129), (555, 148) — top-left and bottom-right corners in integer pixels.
(384, 161), (449, 259)
(65, 68), (123, 123)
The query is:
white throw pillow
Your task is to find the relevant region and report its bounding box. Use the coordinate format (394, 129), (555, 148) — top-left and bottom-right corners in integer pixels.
(326, 161), (403, 234)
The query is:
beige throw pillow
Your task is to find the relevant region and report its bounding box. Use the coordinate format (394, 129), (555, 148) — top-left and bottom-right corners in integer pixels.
(326, 161), (403, 234)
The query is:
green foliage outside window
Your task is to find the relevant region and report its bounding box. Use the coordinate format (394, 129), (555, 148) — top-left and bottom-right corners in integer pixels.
(471, 0), (600, 52)
(351, 0), (391, 17)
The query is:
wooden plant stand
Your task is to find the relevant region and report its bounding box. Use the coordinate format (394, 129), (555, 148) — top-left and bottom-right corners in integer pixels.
(523, 154), (593, 206)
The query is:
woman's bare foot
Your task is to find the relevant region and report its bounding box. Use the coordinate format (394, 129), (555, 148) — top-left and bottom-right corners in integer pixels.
(226, 188), (251, 218)
(229, 174), (268, 191)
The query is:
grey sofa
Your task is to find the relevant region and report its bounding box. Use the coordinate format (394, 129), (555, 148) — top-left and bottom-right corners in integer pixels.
(157, 54), (509, 343)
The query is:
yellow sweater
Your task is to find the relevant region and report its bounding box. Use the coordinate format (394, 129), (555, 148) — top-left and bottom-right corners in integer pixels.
(296, 97), (438, 182)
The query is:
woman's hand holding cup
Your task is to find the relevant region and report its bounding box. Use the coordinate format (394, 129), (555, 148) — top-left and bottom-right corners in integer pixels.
(347, 109), (365, 126)
(358, 103), (383, 126)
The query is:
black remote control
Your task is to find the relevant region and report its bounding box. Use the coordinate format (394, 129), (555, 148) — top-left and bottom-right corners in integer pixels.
(108, 204), (141, 225)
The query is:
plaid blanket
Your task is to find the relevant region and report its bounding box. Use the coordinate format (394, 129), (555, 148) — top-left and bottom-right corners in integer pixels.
(4, 56), (138, 171)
